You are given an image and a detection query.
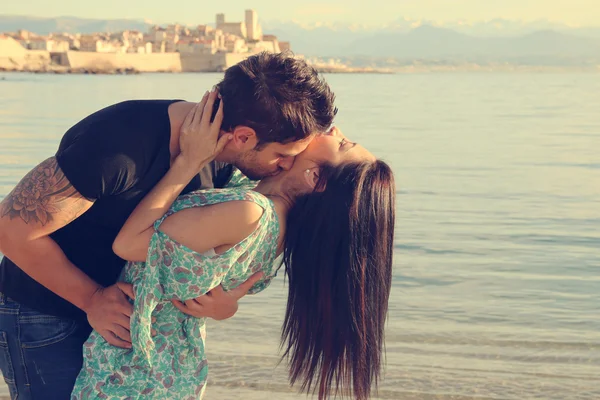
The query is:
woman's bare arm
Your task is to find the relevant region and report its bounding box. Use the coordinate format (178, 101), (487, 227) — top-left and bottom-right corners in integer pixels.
(158, 200), (263, 254)
(113, 89), (231, 261)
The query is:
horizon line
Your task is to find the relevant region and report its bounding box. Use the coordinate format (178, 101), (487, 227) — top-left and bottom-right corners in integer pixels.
(1, 13), (600, 29)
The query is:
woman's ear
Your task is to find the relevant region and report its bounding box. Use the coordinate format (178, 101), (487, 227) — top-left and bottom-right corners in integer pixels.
(303, 168), (323, 191)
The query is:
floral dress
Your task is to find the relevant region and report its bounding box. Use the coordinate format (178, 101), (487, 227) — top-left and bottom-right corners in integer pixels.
(71, 187), (280, 400)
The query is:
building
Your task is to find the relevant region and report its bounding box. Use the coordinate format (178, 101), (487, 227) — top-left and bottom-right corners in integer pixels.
(26, 37), (70, 52)
(1, 8), (292, 73)
(216, 13), (247, 38)
(177, 38), (216, 55)
(127, 42), (153, 54)
(279, 41), (291, 53)
(224, 35), (247, 53)
(245, 9), (262, 41)
(195, 25), (213, 37)
(51, 33), (80, 50)
(79, 35), (125, 53)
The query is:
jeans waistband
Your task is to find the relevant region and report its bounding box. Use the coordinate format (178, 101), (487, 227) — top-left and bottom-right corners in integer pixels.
(0, 292), (20, 308)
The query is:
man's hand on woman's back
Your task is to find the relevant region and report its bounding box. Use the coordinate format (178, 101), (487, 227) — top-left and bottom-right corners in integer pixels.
(172, 271), (264, 320)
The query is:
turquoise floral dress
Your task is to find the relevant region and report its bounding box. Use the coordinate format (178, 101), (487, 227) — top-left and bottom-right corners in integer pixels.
(71, 182), (279, 400)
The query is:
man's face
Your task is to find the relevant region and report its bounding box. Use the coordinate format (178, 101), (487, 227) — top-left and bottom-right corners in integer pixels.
(235, 137), (313, 181)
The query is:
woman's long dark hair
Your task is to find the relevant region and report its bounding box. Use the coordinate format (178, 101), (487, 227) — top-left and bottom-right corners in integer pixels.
(282, 160), (396, 400)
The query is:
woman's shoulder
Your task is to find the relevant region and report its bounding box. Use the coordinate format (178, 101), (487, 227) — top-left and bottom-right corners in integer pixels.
(158, 197), (265, 256)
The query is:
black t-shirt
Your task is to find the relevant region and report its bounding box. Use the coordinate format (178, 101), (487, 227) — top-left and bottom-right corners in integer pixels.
(0, 100), (233, 320)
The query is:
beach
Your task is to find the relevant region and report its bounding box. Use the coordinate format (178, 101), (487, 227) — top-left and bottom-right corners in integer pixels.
(0, 71), (599, 399)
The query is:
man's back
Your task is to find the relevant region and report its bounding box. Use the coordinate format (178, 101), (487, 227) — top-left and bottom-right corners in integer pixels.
(0, 100), (231, 320)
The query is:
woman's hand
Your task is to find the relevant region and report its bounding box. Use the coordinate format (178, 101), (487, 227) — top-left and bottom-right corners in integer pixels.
(177, 87), (232, 171)
(113, 88), (231, 263)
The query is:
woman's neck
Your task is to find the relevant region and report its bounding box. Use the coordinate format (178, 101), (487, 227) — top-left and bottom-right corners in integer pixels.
(254, 180), (292, 255)
(254, 181), (294, 211)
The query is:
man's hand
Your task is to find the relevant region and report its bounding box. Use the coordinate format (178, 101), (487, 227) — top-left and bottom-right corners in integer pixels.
(84, 282), (135, 348)
(172, 272), (264, 320)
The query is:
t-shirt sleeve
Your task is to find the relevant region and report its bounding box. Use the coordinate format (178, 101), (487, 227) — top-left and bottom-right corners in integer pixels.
(56, 139), (140, 200)
(55, 101), (171, 199)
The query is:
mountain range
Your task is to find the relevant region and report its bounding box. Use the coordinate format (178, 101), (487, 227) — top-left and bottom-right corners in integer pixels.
(2, 15), (600, 66)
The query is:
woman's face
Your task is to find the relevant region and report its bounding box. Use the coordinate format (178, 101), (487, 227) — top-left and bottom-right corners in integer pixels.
(267, 126), (375, 194)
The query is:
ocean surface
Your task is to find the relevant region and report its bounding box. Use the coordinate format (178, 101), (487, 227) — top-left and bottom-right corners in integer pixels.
(0, 72), (598, 400)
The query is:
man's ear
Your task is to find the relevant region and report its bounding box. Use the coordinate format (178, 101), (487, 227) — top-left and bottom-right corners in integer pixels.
(230, 126), (258, 151)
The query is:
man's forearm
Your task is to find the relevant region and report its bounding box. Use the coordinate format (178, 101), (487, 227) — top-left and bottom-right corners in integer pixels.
(1, 233), (101, 311)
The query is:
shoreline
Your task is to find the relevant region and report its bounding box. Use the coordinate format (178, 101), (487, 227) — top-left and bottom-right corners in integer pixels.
(0, 65), (394, 75)
(0, 65), (141, 75)
(2, 66), (600, 75)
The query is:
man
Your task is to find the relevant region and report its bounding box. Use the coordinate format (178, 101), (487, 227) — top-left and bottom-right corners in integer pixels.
(0, 52), (337, 399)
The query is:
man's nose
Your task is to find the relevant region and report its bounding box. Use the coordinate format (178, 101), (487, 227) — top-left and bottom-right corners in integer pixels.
(278, 156), (295, 171)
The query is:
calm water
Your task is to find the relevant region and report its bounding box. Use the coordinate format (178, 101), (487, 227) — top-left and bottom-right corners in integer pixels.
(0, 72), (599, 400)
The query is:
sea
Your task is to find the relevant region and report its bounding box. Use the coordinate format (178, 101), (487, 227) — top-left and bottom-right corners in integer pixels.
(0, 72), (598, 400)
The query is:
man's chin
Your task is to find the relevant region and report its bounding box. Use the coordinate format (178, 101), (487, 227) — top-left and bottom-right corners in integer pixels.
(242, 169), (280, 181)
(243, 171), (269, 181)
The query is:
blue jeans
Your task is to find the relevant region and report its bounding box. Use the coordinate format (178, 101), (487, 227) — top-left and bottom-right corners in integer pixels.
(0, 292), (91, 400)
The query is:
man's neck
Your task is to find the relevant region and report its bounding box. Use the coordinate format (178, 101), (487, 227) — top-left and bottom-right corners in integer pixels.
(214, 147), (236, 164)
(168, 101), (193, 163)
(167, 101), (236, 165)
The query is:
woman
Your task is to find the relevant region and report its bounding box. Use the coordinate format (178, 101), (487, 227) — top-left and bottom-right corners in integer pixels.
(71, 90), (396, 400)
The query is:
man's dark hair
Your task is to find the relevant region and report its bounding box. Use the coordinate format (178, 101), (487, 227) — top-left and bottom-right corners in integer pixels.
(217, 52), (337, 145)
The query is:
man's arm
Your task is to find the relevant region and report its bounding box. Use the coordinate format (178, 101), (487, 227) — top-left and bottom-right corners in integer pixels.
(0, 157), (96, 304)
(0, 157), (134, 348)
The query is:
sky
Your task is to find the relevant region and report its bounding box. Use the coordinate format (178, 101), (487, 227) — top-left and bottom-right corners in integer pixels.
(2, 0), (598, 26)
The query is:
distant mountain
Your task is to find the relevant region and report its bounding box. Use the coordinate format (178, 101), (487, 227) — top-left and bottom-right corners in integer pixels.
(261, 20), (600, 59)
(0, 15), (150, 34)
(265, 17), (600, 39)
(342, 26), (600, 60)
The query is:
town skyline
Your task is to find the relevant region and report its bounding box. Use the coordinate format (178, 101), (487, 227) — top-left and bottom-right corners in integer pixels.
(2, 0), (600, 27)
(0, 10), (302, 74)
(3, 8), (600, 74)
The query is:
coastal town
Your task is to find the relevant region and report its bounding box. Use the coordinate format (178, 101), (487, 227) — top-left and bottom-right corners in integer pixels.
(0, 10), (293, 73)
(0, 9), (375, 74)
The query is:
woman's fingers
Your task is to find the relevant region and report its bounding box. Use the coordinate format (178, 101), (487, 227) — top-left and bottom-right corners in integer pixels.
(212, 95), (224, 133)
(183, 91), (208, 130)
(201, 87), (218, 129)
(190, 93), (209, 128)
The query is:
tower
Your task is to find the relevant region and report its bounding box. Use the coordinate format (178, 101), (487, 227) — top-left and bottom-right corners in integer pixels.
(216, 13), (225, 27)
(245, 9), (259, 41)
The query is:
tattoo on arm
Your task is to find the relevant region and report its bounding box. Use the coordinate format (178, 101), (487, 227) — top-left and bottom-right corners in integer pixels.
(0, 157), (90, 226)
